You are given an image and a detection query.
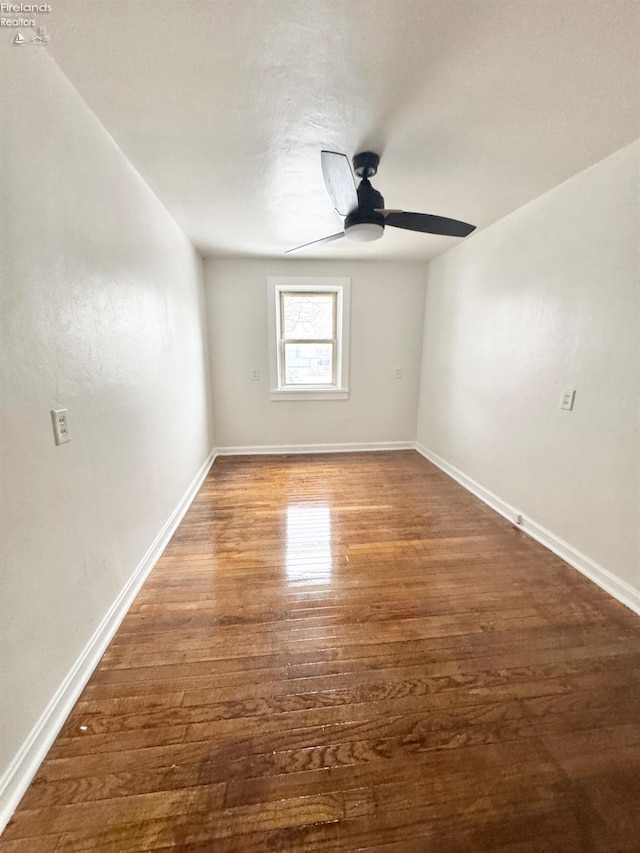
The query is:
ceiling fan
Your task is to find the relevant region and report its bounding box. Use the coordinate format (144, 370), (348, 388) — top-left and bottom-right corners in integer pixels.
(286, 150), (476, 254)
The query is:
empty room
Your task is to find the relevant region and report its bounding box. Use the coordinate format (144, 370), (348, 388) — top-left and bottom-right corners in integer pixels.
(1, 0), (639, 849)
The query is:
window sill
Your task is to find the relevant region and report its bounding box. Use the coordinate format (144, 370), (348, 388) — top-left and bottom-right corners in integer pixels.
(270, 388), (350, 401)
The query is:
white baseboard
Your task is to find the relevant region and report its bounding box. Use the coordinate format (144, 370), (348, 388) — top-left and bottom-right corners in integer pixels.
(216, 441), (414, 456)
(415, 442), (640, 618)
(0, 448), (217, 836)
(415, 443), (520, 524)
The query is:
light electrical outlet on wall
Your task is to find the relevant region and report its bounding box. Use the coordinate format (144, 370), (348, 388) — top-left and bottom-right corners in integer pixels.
(51, 408), (70, 445)
(560, 389), (576, 411)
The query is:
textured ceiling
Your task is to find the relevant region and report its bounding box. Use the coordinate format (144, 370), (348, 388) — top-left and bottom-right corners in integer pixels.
(49, 0), (640, 260)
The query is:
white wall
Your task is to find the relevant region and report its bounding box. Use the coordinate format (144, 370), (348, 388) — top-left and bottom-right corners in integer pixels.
(417, 141), (640, 595)
(205, 259), (426, 448)
(0, 50), (213, 811)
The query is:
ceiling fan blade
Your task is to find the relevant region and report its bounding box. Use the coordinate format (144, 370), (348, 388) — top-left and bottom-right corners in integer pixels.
(321, 151), (358, 216)
(285, 232), (345, 255)
(384, 211), (476, 238)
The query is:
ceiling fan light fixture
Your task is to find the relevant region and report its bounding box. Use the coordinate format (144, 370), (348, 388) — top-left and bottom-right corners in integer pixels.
(345, 221), (384, 242)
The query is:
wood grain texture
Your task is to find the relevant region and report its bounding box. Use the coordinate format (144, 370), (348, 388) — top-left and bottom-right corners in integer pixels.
(2, 450), (640, 851)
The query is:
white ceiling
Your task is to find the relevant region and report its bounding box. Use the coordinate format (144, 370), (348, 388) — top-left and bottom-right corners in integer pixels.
(49, 0), (640, 261)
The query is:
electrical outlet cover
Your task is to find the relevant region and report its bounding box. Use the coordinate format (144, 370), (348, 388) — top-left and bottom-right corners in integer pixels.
(51, 408), (71, 445)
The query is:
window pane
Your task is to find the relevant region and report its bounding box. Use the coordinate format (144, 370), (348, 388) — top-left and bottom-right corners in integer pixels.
(282, 294), (334, 340)
(284, 342), (333, 385)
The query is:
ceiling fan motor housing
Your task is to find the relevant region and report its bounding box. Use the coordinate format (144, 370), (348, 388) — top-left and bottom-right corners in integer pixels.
(356, 177), (384, 210)
(345, 177), (385, 241)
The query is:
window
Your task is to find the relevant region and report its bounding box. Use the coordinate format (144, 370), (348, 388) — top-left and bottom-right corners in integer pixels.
(280, 291), (336, 386)
(267, 277), (350, 400)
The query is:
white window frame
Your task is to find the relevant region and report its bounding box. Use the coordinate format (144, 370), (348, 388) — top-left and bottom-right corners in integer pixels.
(267, 277), (350, 401)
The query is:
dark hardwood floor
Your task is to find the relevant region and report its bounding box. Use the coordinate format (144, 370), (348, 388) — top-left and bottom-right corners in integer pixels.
(2, 450), (640, 851)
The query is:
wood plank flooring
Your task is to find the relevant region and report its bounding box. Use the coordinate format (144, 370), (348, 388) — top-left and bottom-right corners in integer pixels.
(2, 450), (640, 851)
